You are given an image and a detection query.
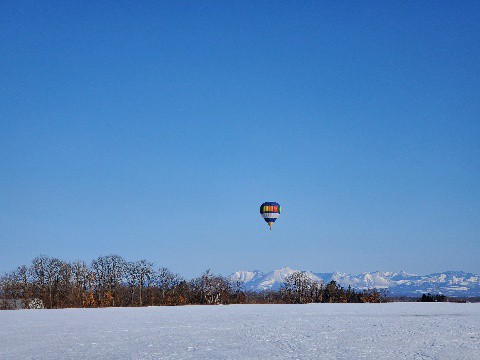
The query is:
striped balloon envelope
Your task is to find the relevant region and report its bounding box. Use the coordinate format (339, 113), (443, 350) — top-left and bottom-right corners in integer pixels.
(260, 202), (281, 230)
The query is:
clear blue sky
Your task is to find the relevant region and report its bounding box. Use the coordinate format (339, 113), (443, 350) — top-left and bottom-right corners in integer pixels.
(1, 1), (479, 277)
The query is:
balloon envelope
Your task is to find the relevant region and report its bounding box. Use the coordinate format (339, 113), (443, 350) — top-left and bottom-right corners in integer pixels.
(260, 202), (281, 229)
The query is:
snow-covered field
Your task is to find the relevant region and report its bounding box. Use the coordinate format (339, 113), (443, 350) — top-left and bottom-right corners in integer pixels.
(1, 303), (479, 359)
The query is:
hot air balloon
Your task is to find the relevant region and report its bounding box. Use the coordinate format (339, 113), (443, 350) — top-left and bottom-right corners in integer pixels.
(260, 202), (281, 230)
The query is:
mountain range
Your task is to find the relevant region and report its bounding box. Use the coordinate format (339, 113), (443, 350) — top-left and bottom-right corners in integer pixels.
(229, 267), (480, 297)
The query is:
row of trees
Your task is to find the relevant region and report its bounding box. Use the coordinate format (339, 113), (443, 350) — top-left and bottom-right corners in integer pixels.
(0, 255), (384, 309)
(420, 293), (447, 302)
(279, 271), (385, 304)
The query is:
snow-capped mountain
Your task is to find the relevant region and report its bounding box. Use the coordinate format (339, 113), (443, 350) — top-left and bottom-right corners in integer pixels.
(229, 268), (480, 297)
(231, 268), (321, 291)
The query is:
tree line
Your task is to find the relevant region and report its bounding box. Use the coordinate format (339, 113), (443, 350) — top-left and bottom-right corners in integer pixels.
(420, 293), (447, 302)
(0, 255), (384, 309)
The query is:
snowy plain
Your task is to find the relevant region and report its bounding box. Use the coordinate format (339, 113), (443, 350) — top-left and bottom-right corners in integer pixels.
(1, 303), (479, 359)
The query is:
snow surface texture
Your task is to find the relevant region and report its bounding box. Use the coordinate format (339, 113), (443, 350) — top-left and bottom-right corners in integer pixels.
(231, 268), (480, 296)
(1, 303), (479, 359)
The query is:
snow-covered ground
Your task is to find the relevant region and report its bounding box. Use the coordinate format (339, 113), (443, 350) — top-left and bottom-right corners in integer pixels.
(1, 303), (479, 359)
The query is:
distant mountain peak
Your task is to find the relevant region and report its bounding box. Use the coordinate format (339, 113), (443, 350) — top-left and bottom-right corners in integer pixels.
(229, 268), (480, 297)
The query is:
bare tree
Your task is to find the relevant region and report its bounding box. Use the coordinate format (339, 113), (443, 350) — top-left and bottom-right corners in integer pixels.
(71, 260), (91, 307)
(191, 270), (233, 305)
(136, 260), (153, 306)
(156, 267), (182, 305)
(91, 255), (126, 306)
(29, 256), (49, 307)
(282, 271), (323, 303)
